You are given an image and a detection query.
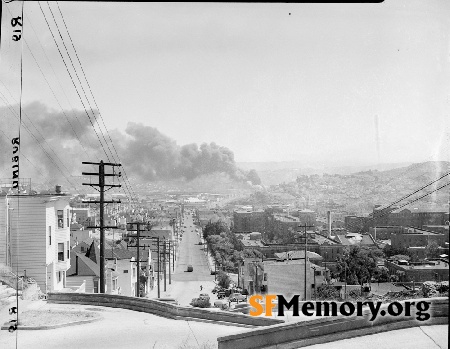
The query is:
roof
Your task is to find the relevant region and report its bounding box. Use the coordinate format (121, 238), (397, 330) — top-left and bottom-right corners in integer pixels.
(274, 250), (323, 261)
(335, 234), (375, 246)
(67, 252), (100, 277)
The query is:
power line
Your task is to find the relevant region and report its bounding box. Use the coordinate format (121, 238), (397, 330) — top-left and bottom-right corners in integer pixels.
(43, 2), (137, 205)
(20, 3), (99, 164)
(23, 40), (97, 163)
(377, 171), (450, 212)
(37, 2), (112, 163)
(0, 84), (72, 175)
(0, 129), (46, 178)
(54, 1), (139, 205)
(0, 92), (86, 194)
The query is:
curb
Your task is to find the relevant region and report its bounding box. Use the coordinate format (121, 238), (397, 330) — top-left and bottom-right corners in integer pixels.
(1, 315), (102, 331)
(182, 316), (257, 329)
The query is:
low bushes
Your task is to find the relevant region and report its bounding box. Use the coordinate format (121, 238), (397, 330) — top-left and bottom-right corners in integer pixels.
(190, 297), (211, 308)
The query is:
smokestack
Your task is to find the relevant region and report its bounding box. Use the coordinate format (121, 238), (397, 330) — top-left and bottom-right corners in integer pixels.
(327, 211), (332, 238)
(55, 185), (61, 194)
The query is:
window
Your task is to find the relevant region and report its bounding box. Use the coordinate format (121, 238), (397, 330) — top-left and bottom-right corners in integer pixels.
(48, 226), (52, 245)
(57, 210), (64, 228)
(67, 209), (70, 227)
(123, 270), (129, 273)
(57, 271), (62, 283)
(58, 243), (64, 261)
(67, 241), (70, 259)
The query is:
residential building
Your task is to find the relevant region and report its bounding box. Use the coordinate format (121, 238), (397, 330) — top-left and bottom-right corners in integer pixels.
(385, 259), (449, 282)
(391, 227), (446, 250)
(0, 193), (71, 293)
(422, 225), (449, 243)
(264, 260), (327, 300)
(371, 206), (449, 229)
(233, 209), (265, 233)
(368, 226), (404, 240)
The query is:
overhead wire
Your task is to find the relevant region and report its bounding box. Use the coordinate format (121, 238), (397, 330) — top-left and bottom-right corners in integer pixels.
(0, 129), (46, 179)
(42, 1), (139, 206)
(0, 83), (72, 174)
(343, 172), (450, 231)
(0, 92), (87, 194)
(37, 1), (112, 164)
(21, 4), (99, 166)
(54, 1), (140, 206)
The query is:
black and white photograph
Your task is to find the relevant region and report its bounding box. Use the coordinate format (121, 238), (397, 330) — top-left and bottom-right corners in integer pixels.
(0, 1), (448, 348)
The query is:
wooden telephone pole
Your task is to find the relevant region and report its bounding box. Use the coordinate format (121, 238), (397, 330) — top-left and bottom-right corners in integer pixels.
(82, 161), (122, 294)
(298, 221), (315, 301)
(126, 227), (161, 298)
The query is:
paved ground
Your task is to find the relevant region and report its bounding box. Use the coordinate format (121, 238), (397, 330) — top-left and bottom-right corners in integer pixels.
(0, 301), (244, 349)
(302, 325), (448, 349)
(146, 213), (217, 305)
(1, 299), (447, 349)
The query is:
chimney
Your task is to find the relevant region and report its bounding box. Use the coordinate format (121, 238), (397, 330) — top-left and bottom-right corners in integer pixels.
(55, 185), (61, 194)
(327, 211), (332, 238)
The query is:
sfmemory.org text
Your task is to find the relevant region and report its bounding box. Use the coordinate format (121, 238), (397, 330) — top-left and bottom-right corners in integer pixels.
(249, 295), (431, 321)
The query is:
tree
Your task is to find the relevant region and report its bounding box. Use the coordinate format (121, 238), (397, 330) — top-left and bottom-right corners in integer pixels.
(391, 254), (410, 261)
(373, 266), (390, 283)
(315, 284), (341, 301)
(336, 246), (378, 285)
(425, 241), (440, 259)
(383, 244), (410, 258)
(277, 227), (301, 244)
(217, 271), (231, 289)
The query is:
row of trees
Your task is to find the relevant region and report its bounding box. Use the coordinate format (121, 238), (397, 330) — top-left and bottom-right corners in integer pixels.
(334, 246), (385, 285)
(203, 221), (243, 273)
(203, 221), (264, 274)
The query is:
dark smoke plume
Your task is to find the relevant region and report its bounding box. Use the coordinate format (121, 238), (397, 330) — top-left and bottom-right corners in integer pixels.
(116, 122), (238, 181)
(0, 102), (256, 186)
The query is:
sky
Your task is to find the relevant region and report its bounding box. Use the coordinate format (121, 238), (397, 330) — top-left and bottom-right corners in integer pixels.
(1, 1), (450, 169)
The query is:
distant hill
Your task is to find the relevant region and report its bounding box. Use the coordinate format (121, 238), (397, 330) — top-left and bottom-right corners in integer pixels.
(237, 161), (415, 186)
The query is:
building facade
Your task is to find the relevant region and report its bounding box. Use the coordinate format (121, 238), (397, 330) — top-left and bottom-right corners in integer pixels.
(0, 194), (71, 293)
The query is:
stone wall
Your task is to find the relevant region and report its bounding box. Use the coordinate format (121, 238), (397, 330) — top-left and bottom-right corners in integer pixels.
(47, 292), (284, 327)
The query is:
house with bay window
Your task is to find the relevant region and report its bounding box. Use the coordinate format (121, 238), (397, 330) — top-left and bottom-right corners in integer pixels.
(0, 189), (71, 293)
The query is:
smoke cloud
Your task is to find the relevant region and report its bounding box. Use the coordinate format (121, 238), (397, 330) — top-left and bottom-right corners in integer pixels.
(0, 102), (251, 187)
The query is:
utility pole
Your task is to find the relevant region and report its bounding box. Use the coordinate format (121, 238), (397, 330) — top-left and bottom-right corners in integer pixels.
(82, 161), (121, 294)
(298, 221), (314, 301)
(168, 240), (171, 284)
(157, 237), (160, 298)
(172, 239), (175, 269)
(126, 222), (155, 297)
(163, 237), (167, 291)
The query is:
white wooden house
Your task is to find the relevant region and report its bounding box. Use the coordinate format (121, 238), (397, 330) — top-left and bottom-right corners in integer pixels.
(0, 193), (71, 293)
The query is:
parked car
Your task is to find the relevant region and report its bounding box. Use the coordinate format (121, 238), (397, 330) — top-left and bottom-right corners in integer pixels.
(229, 293), (247, 302)
(217, 291), (226, 299)
(229, 302), (251, 314)
(199, 293), (210, 301)
(187, 265), (193, 272)
(214, 299), (229, 310)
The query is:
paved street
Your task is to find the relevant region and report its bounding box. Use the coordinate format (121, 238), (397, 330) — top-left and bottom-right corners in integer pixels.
(302, 325), (448, 349)
(147, 212), (217, 305)
(0, 302), (244, 349)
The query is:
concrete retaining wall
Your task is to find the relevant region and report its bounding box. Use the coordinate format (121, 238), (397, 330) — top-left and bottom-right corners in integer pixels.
(217, 297), (449, 349)
(47, 292), (284, 327)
